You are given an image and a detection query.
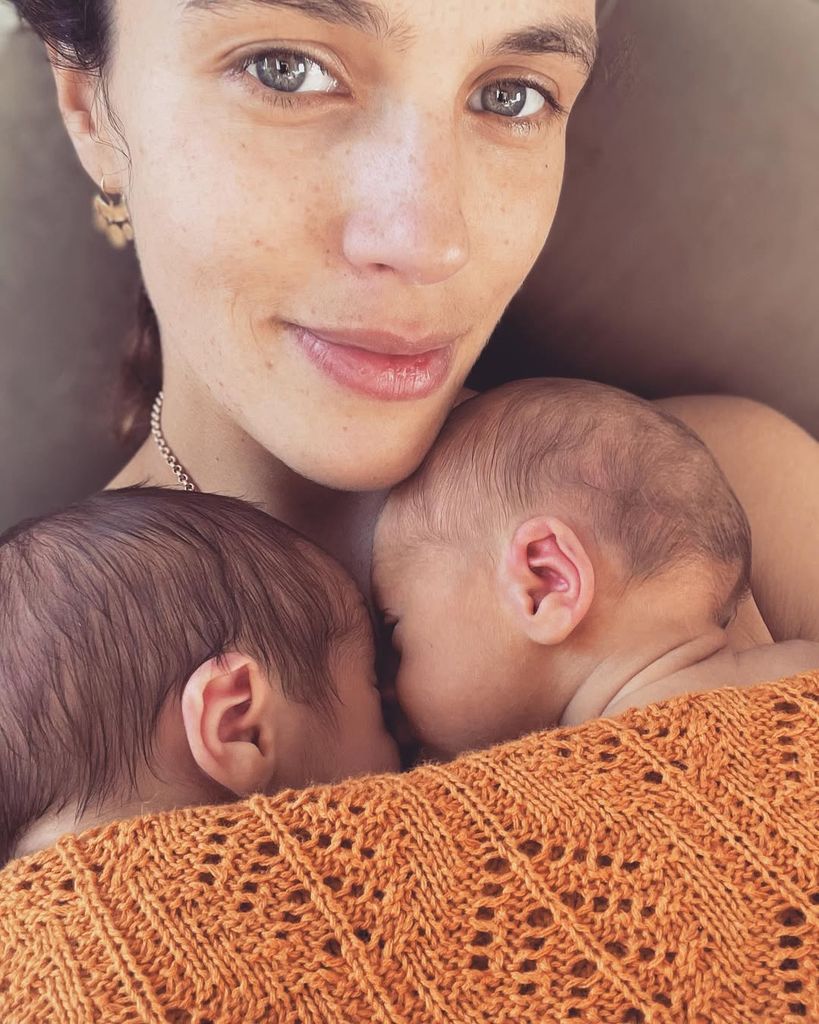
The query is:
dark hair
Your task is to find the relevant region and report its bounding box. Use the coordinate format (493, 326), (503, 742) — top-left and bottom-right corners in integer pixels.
(391, 378), (752, 624)
(9, 0), (161, 445)
(0, 487), (361, 866)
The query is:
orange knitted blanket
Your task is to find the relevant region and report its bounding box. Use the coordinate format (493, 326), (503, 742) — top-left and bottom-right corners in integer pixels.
(1, 674), (818, 1023)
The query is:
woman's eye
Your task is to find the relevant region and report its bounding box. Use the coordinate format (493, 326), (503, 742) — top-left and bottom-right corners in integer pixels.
(469, 80), (556, 120)
(245, 51), (337, 95)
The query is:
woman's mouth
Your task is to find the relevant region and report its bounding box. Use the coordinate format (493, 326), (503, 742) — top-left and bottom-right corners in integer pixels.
(287, 323), (455, 401)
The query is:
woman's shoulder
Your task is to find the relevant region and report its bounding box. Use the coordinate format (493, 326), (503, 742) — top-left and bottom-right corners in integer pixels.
(653, 393), (819, 642)
(650, 393), (817, 498)
(652, 392), (795, 438)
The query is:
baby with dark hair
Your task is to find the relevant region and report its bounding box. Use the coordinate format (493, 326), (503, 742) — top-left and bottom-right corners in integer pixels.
(0, 489), (398, 866)
(373, 378), (819, 758)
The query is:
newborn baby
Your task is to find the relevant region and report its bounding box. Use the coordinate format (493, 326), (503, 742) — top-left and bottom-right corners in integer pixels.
(373, 378), (819, 759)
(0, 488), (398, 866)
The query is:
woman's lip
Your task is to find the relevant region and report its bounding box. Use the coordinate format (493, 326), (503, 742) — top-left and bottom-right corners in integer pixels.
(290, 324), (454, 401)
(293, 324), (458, 356)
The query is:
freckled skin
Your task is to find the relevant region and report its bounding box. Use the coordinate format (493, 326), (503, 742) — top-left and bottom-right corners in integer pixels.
(92, 0), (593, 491)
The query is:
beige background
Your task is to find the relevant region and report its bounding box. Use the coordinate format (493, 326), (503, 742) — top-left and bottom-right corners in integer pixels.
(1, 0), (818, 532)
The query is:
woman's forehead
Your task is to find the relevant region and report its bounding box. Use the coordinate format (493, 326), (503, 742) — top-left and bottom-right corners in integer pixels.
(169, 0), (597, 67)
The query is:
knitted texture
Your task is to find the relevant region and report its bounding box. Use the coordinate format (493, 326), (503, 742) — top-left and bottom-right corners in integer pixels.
(1, 674), (818, 1024)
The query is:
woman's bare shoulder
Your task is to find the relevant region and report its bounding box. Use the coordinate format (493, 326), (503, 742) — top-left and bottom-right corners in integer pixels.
(652, 394), (819, 642)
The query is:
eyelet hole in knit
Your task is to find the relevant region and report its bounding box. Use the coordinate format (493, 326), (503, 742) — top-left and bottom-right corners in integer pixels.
(526, 907), (553, 928)
(570, 959), (595, 979)
(778, 907), (806, 927)
(167, 1010), (192, 1024)
(518, 840), (542, 858)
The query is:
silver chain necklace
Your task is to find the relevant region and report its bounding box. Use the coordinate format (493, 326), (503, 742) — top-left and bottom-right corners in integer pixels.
(150, 391), (200, 492)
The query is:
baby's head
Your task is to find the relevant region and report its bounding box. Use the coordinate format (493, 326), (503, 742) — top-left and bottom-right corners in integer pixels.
(374, 379), (752, 757)
(0, 488), (398, 866)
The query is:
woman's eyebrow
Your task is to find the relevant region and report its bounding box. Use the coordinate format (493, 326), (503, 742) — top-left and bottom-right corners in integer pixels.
(180, 0), (395, 39)
(490, 20), (599, 76)
(181, 0), (598, 74)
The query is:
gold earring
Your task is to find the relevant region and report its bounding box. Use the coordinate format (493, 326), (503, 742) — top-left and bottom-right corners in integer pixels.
(92, 174), (134, 250)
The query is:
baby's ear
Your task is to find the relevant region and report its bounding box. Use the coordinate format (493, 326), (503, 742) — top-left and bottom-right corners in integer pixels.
(181, 653), (279, 797)
(500, 517), (595, 645)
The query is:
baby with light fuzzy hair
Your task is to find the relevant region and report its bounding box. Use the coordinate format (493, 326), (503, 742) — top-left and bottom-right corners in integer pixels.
(374, 378), (818, 758)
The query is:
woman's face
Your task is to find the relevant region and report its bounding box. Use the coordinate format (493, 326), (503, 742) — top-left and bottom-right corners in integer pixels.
(100, 0), (596, 489)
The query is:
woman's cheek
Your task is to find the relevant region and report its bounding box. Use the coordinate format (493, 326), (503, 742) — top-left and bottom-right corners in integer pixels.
(468, 134), (567, 298)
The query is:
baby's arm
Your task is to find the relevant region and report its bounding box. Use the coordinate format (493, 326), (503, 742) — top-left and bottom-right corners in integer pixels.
(602, 640), (819, 719)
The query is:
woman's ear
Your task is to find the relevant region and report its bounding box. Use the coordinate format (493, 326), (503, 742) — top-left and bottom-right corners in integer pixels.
(181, 653), (279, 798)
(48, 57), (123, 188)
(501, 516), (595, 645)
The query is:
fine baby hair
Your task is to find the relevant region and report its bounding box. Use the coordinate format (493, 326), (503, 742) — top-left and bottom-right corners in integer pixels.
(391, 378), (752, 625)
(0, 487), (362, 866)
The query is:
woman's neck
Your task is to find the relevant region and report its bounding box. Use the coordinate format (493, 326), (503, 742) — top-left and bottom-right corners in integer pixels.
(106, 389), (386, 595)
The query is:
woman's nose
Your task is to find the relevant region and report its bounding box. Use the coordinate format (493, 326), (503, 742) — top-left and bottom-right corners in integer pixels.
(341, 118), (471, 286)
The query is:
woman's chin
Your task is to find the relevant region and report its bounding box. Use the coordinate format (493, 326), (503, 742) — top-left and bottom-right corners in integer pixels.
(286, 430), (442, 493)
(297, 452), (426, 493)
